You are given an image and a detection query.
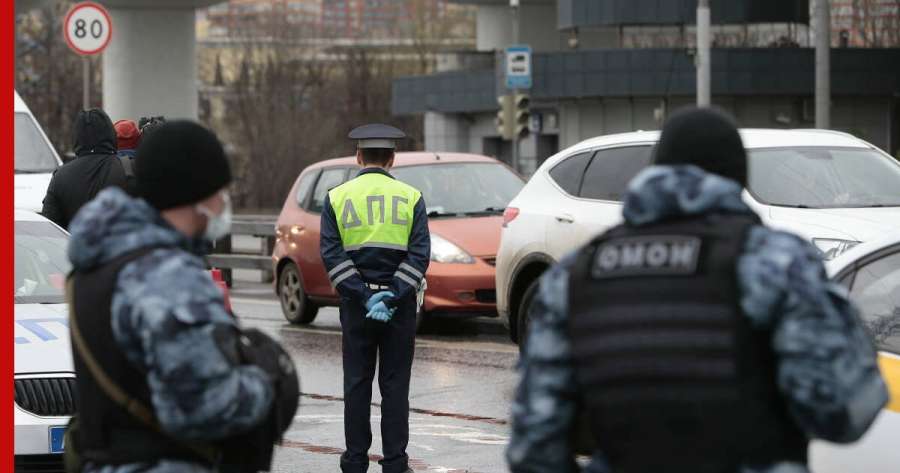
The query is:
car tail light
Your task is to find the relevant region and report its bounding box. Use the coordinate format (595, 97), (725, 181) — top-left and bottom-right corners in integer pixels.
(503, 207), (520, 227)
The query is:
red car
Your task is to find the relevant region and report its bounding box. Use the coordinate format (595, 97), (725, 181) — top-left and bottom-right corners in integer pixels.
(272, 152), (525, 328)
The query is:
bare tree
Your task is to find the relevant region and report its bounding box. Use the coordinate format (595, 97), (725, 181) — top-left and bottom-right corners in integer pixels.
(16, 1), (102, 155)
(221, 45), (424, 209)
(404, 0), (475, 74)
(200, 2), (439, 209)
(228, 52), (338, 208)
(212, 3), (339, 209)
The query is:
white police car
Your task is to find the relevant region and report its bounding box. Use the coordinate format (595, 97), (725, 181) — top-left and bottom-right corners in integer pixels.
(14, 210), (73, 471)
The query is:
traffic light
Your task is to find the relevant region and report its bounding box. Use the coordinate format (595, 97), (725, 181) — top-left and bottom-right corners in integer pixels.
(496, 94), (514, 141)
(497, 94), (530, 141)
(513, 93), (530, 138)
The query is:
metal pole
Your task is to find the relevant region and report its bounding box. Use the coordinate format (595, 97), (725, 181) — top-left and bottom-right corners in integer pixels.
(82, 57), (90, 110)
(696, 0), (711, 107)
(511, 2), (520, 173)
(815, 0), (831, 128)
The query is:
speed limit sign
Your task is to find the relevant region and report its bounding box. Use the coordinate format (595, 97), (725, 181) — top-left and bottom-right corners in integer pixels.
(63, 2), (112, 56)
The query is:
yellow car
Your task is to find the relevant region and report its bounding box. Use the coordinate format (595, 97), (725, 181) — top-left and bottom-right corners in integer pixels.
(812, 234), (900, 472)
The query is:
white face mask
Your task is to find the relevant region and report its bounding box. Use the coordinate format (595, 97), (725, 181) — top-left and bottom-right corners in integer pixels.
(196, 192), (232, 242)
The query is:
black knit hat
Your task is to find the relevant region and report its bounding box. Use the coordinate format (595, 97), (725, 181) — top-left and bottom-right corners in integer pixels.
(653, 107), (748, 187)
(135, 120), (232, 210)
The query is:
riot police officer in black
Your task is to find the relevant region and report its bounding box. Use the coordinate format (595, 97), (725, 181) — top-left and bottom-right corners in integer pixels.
(507, 107), (888, 473)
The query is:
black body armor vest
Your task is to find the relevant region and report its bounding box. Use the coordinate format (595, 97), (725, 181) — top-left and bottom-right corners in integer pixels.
(567, 213), (807, 473)
(69, 248), (209, 466)
(69, 247), (300, 472)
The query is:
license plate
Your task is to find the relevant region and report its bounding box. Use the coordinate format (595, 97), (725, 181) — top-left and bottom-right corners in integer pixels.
(49, 426), (65, 454)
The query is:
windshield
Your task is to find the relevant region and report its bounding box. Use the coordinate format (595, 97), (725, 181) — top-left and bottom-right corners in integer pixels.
(749, 147), (900, 208)
(15, 220), (70, 304)
(15, 112), (59, 173)
(392, 162), (524, 216)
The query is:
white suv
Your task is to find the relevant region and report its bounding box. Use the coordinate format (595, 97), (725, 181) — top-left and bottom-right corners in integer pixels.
(497, 129), (900, 346)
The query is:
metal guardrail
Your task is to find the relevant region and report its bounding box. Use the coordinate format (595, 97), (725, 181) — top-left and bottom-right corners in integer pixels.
(209, 217), (277, 287)
(231, 221), (277, 237)
(207, 254), (272, 270)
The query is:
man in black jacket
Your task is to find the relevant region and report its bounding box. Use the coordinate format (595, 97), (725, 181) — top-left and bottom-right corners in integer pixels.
(41, 108), (127, 229)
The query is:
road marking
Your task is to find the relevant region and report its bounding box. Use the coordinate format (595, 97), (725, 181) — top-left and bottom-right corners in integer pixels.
(301, 393), (509, 426)
(409, 441), (435, 452)
(234, 316), (519, 355)
(232, 297), (281, 306)
(279, 439), (487, 473)
(410, 423), (509, 445)
(277, 326), (517, 354)
(287, 415), (507, 448)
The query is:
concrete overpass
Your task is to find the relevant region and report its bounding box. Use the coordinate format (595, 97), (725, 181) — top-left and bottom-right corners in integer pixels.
(16, 0), (225, 120)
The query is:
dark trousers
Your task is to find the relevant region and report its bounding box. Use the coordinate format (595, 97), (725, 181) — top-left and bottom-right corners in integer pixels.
(339, 296), (416, 473)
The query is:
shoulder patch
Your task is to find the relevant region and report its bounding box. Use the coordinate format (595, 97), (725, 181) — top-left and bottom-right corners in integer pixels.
(591, 235), (701, 279)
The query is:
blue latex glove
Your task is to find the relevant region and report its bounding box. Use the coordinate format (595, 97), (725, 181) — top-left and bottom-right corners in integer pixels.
(366, 301), (395, 323)
(365, 291), (395, 311)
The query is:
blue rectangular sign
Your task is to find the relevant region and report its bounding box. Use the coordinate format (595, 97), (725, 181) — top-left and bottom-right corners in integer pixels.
(505, 45), (532, 89)
(49, 426), (66, 454)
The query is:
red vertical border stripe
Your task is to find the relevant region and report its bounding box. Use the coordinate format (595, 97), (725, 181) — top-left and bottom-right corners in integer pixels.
(3, 0), (16, 469)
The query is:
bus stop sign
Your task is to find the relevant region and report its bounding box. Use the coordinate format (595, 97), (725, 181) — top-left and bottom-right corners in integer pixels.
(505, 45), (532, 90)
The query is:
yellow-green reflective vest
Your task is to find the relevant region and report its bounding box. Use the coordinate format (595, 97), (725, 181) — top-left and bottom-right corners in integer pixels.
(328, 172), (421, 251)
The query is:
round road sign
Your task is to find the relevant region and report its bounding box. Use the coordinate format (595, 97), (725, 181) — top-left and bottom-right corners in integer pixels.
(63, 2), (112, 56)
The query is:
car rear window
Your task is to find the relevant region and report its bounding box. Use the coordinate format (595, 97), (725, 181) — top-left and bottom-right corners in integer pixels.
(549, 152), (592, 196)
(295, 170), (319, 208)
(310, 168), (348, 213)
(580, 146), (653, 201)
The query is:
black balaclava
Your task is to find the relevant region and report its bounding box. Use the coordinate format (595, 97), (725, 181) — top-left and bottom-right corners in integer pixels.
(653, 107), (748, 187)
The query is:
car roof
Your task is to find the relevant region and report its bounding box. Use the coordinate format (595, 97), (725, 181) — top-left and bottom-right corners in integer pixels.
(544, 128), (874, 172)
(305, 152), (501, 171)
(14, 209), (51, 222)
(827, 232), (900, 277)
(559, 128), (870, 154)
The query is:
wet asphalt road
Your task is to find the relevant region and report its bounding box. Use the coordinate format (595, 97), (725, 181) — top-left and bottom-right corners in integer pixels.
(230, 285), (519, 473)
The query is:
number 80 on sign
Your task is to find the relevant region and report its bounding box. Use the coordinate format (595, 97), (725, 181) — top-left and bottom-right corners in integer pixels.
(63, 2), (112, 56)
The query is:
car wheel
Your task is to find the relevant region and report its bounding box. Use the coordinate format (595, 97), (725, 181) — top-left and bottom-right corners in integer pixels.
(279, 263), (318, 324)
(516, 278), (540, 355)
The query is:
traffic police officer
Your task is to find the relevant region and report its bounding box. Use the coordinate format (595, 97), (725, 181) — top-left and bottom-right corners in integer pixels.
(320, 124), (430, 473)
(506, 107), (888, 473)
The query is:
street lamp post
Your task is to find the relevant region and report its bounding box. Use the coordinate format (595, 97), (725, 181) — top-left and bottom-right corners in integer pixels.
(696, 0), (711, 107)
(510, 0), (520, 173)
(815, 0), (831, 129)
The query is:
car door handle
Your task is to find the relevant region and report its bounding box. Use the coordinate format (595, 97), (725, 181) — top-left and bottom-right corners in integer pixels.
(555, 214), (575, 224)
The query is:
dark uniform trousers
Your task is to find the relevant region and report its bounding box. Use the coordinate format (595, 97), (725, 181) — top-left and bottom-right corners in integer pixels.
(340, 293), (417, 473)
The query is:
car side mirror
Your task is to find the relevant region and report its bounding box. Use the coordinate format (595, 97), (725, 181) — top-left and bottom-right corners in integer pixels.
(62, 151), (76, 164)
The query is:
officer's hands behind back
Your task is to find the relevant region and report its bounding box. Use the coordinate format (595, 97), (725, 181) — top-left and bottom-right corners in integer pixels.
(366, 301), (394, 322)
(366, 291), (394, 310)
(365, 291), (396, 323)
